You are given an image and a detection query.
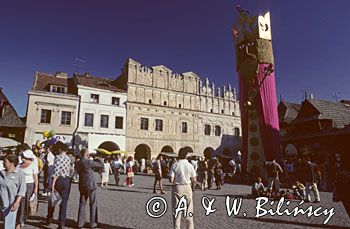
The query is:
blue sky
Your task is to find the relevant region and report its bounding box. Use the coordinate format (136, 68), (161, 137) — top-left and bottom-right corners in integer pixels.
(1, 0), (349, 116)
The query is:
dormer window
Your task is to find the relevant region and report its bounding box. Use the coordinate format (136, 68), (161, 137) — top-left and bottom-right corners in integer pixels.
(112, 97), (120, 106)
(50, 85), (67, 93)
(91, 94), (99, 103)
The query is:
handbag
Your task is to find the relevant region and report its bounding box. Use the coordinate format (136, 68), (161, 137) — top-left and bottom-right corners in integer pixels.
(127, 172), (134, 178)
(29, 194), (38, 216)
(49, 191), (62, 207)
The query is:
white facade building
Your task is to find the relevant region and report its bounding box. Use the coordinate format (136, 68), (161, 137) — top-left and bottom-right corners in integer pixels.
(115, 58), (242, 160)
(25, 72), (79, 146)
(73, 74), (127, 152)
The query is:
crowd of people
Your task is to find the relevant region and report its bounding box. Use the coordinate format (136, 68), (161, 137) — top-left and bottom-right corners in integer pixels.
(148, 155), (237, 192)
(0, 141), (140, 228)
(251, 157), (322, 203)
(0, 140), (349, 228)
(0, 139), (241, 228)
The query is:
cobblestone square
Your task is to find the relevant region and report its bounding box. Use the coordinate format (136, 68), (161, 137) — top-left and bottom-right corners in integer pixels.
(15, 174), (350, 229)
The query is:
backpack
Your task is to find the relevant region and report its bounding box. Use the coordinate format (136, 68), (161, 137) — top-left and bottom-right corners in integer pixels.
(152, 161), (160, 174)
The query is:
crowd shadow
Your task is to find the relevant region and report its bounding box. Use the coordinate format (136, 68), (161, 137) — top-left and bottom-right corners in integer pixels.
(235, 216), (349, 229)
(27, 216), (133, 229)
(205, 193), (249, 199)
(107, 188), (149, 194)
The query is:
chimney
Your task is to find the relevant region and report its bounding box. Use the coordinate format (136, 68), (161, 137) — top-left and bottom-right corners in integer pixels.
(340, 100), (350, 105)
(55, 71), (68, 78)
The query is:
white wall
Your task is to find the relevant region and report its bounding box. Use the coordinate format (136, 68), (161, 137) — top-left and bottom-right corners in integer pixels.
(25, 91), (79, 145)
(77, 86), (127, 135)
(76, 86), (127, 152)
(88, 133), (125, 152)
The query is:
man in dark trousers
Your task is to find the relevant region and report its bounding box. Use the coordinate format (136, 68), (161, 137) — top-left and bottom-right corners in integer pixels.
(75, 148), (104, 229)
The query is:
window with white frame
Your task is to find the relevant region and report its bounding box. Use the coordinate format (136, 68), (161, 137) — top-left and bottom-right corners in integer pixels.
(40, 109), (51, 123)
(50, 85), (67, 93)
(155, 119), (163, 131)
(204, 124), (211, 136)
(61, 111), (71, 125)
(112, 97), (120, 106)
(115, 116), (123, 129)
(84, 113), (94, 127)
(100, 115), (109, 128)
(215, 126), (221, 136)
(90, 94), (99, 103)
(181, 122), (187, 133)
(140, 118), (149, 130)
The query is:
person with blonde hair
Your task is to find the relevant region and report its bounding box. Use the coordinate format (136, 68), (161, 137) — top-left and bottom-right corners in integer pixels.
(16, 150), (39, 228)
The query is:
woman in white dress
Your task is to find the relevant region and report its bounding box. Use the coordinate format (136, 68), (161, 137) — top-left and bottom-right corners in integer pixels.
(101, 158), (112, 188)
(17, 150), (38, 228)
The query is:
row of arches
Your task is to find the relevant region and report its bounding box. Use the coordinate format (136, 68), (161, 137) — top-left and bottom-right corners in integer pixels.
(134, 144), (214, 161)
(97, 141), (215, 161)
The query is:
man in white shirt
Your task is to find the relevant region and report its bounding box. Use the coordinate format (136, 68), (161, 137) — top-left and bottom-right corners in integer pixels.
(229, 159), (237, 176)
(191, 158), (198, 176)
(191, 158), (198, 189)
(112, 155), (123, 186)
(43, 148), (55, 196)
(140, 158), (146, 173)
(169, 148), (196, 229)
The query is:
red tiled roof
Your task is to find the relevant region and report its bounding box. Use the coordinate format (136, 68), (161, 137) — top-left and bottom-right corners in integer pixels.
(32, 72), (126, 94)
(32, 72), (75, 94)
(74, 75), (126, 93)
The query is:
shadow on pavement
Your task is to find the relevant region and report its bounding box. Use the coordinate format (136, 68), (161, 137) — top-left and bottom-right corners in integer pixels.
(27, 216), (133, 229)
(205, 193), (249, 199)
(235, 216), (348, 229)
(107, 188), (150, 194)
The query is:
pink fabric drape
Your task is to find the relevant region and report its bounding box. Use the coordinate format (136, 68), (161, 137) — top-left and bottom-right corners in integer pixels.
(255, 63), (281, 162)
(238, 63), (281, 170)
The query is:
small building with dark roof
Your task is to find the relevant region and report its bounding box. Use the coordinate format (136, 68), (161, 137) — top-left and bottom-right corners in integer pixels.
(0, 88), (26, 142)
(25, 70), (128, 153)
(25, 71), (80, 145)
(278, 99), (350, 191)
(71, 72), (127, 153)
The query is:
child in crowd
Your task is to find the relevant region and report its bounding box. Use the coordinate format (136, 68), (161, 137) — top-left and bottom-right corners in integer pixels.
(292, 181), (306, 200)
(252, 177), (265, 198)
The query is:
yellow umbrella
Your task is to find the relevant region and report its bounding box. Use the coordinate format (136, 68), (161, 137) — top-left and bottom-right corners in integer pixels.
(95, 148), (112, 155)
(110, 150), (127, 155)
